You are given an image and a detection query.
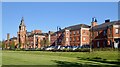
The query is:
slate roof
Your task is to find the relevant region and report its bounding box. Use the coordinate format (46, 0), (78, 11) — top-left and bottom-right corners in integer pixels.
(28, 33), (47, 37)
(91, 20), (120, 31)
(51, 24), (90, 36)
(10, 37), (17, 41)
(19, 17), (26, 27)
(66, 24), (90, 30)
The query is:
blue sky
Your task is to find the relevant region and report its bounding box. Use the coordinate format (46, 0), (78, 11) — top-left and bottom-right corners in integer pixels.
(2, 2), (118, 40)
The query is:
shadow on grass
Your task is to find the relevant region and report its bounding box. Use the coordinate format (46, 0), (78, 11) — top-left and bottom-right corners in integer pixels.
(77, 57), (120, 67)
(52, 60), (117, 67)
(2, 65), (58, 67)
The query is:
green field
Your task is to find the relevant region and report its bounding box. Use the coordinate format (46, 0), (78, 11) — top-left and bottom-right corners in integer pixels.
(2, 50), (120, 67)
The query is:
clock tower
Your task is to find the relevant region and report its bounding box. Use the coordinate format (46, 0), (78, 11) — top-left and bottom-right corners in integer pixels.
(17, 17), (27, 48)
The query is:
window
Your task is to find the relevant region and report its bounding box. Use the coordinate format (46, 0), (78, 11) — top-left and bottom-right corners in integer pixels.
(70, 38), (71, 41)
(74, 37), (76, 41)
(70, 32), (72, 35)
(97, 41), (100, 48)
(115, 29), (119, 34)
(83, 37), (86, 41)
(108, 29), (110, 34)
(73, 31), (76, 34)
(59, 39), (61, 42)
(97, 31), (99, 36)
(66, 32), (68, 35)
(103, 30), (106, 36)
(22, 26), (24, 31)
(77, 31), (79, 34)
(83, 30), (85, 34)
(77, 37), (80, 41)
(73, 38), (75, 41)
(103, 41), (105, 47)
(66, 38), (68, 41)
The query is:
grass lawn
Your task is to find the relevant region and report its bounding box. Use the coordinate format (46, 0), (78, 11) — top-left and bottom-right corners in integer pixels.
(2, 50), (120, 67)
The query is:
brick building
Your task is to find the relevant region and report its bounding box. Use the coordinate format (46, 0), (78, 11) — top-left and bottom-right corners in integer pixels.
(49, 24), (90, 46)
(3, 17), (120, 49)
(4, 17), (47, 49)
(49, 18), (120, 48)
(27, 32), (46, 49)
(67, 24), (90, 46)
(90, 18), (120, 48)
(17, 17), (27, 48)
(4, 34), (17, 49)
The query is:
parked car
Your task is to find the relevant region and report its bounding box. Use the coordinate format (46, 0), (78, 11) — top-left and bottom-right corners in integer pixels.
(66, 46), (73, 50)
(40, 47), (46, 50)
(54, 45), (61, 50)
(60, 46), (66, 50)
(82, 45), (90, 48)
(45, 46), (55, 50)
(72, 46), (78, 50)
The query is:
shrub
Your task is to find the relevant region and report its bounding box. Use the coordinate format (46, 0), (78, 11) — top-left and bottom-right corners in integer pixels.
(75, 48), (90, 52)
(92, 48), (119, 51)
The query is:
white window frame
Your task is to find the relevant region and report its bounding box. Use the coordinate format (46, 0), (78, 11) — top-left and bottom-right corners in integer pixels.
(83, 37), (86, 41)
(66, 38), (68, 41)
(73, 31), (75, 34)
(115, 28), (119, 34)
(97, 31), (99, 36)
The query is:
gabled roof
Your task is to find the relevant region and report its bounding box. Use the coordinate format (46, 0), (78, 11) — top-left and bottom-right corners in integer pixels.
(51, 24), (90, 36)
(91, 20), (120, 31)
(66, 24), (90, 30)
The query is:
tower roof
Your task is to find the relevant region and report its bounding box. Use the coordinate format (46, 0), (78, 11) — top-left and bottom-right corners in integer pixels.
(19, 17), (26, 27)
(92, 17), (97, 22)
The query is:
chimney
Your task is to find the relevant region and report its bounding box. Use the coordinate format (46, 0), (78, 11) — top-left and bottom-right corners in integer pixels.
(91, 17), (97, 27)
(48, 31), (50, 34)
(105, 19), (110, 23)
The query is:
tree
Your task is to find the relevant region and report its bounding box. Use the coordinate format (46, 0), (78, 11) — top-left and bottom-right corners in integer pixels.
(40, 38), (50, 47)
(2, 42), (5, 49)
(17, 43), (21, 49)
(40, 40), (45, 47)
(45, 39), (50, 46)
(10, 41), (15, 50)
(0, 41), (2, 48)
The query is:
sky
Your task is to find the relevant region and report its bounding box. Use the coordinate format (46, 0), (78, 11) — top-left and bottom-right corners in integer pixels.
(2, 2), (118, 40)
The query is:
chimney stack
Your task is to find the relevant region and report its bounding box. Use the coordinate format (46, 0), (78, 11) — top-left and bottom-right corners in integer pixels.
(91, 17), (97, 27)
(105, 19), (110, 23)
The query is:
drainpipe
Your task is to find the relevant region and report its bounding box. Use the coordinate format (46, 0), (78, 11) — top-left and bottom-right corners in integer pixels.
(48, 31), (51, 46)
(34, 34), (36, 49)
(80, 27), (82, 46)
